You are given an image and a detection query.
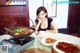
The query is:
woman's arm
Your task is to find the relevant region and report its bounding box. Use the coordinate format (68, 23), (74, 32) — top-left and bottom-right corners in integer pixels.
(34, 18), (41, 31)
(34, 21), (41, 31)
(46, 21), (58, 33)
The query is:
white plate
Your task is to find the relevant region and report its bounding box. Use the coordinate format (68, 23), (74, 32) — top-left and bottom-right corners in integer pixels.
(53, 40), (75, 53)
(41, 37), (55, 46)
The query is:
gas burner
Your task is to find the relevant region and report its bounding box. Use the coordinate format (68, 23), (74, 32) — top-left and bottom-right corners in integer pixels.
(8, 37), (34, 45)
(0, 36), (35, 53)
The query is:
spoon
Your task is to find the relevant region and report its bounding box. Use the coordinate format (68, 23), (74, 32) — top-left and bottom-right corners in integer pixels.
(4, 27), (11, 32)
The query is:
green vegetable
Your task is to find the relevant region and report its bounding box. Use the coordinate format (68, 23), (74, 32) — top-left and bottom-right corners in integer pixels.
(13, 27), (25, 33)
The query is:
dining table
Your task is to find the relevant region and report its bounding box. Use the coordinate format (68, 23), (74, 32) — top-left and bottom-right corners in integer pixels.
(0, 31), (80, 53)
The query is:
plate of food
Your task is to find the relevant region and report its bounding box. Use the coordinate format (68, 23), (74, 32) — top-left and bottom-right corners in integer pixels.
(41, 37), (56, 46)
(53, 40), (80, 53)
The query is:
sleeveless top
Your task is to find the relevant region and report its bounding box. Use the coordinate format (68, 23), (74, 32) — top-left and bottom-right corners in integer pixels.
(38, 18), (53, 31)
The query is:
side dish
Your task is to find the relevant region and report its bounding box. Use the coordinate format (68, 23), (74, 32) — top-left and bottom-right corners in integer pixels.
(46, 38), (56, 44)
(56, 42), (79, 53)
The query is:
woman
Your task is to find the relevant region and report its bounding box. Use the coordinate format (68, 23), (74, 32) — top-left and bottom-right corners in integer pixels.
(34, 6), (58, 33)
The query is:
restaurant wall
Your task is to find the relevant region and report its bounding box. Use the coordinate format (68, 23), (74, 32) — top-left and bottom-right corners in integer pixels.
(29, 0), (69, 29)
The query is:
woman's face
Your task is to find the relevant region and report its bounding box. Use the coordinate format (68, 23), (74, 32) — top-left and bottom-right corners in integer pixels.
(38, 11), (47, 19)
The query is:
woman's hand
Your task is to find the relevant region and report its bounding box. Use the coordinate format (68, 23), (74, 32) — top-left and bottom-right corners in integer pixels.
(37, 17), (41, 23)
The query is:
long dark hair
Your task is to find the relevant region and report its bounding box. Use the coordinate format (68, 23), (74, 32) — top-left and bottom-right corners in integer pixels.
(35, 6), (48, 23)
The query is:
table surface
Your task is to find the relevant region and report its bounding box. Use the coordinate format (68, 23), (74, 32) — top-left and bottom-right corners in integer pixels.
(0, 31), (80, 53)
